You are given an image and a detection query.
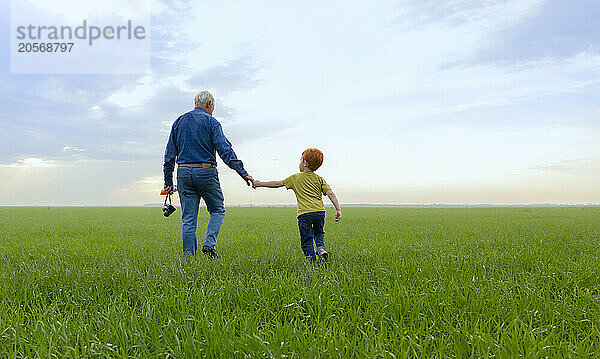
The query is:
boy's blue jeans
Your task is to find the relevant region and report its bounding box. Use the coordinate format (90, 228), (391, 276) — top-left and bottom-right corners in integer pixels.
(297, 211), (326, 260)
(177, 166), (225, 257)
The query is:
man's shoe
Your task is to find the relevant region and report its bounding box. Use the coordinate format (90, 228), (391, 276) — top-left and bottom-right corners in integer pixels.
(316, 248), (328, 260)
(201, 245), (219, 259)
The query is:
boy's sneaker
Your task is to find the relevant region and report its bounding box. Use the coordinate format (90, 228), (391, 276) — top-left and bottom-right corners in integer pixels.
(316, 248), (328, 260)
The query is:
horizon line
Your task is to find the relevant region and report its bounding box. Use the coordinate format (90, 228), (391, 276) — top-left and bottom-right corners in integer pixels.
(1, 203), (599, 208)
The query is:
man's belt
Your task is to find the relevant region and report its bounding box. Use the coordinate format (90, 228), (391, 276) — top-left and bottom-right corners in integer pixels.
(178, 162), (216, 169)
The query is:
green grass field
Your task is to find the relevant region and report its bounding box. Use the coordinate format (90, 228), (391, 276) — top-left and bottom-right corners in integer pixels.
(0, 207), (599, 358)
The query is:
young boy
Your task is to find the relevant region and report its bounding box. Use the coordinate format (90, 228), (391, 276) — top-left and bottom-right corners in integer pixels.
(253, 148), (342, 261)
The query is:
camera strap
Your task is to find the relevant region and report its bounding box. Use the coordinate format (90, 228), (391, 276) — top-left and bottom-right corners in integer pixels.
(164, 193), (172, 206)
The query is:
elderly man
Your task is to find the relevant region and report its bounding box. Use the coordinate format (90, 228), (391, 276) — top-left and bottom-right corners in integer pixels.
(163, 91), (253, 259)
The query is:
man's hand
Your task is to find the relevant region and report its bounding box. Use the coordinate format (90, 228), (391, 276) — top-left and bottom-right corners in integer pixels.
(335, 210), (342, 222)
(164, 184), (174, 195)
(252, 179), (261, 189)
(244, 175), (254, 187)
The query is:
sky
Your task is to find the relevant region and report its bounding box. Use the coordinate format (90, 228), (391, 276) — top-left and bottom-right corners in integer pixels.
(1, 0), (599, 206)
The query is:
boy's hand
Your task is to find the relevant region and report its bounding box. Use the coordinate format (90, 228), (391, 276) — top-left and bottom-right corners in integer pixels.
(335, 210), (342, 222)
(252, 179), (261, 189)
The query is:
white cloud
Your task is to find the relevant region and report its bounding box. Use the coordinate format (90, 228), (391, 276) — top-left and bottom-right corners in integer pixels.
(63, 146), (84, 152)
(0, 157), (59, 168)
(6, 157), (57, 168)
(105, 74), (158, 108)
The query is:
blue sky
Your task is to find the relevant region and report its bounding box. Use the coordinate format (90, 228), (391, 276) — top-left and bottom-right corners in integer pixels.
(1, 0), (599, 205)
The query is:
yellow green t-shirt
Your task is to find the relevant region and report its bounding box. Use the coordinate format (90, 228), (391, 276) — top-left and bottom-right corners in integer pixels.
(283, 171), (331, 217)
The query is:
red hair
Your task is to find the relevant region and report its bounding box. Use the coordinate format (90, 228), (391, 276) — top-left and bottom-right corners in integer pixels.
(302, 148), (324, 171)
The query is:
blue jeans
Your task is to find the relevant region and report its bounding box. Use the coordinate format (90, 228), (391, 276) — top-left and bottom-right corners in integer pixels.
(177, 166), (226, 257)
(297, 211), (326, 261)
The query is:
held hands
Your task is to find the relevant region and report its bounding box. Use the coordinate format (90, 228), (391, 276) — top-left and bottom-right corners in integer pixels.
(243, 175), (262, 189)
(335, 210), (342, 222)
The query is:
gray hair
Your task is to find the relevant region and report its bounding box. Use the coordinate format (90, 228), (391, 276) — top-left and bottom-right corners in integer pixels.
(194, 91), (215, 108)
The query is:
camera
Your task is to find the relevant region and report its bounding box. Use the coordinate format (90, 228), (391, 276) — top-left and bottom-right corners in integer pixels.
(162, 203), (176, 217)
(162, 194), (176, 217)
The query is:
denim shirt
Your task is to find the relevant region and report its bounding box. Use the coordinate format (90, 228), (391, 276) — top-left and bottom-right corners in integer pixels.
(163, 107), (248, 186)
